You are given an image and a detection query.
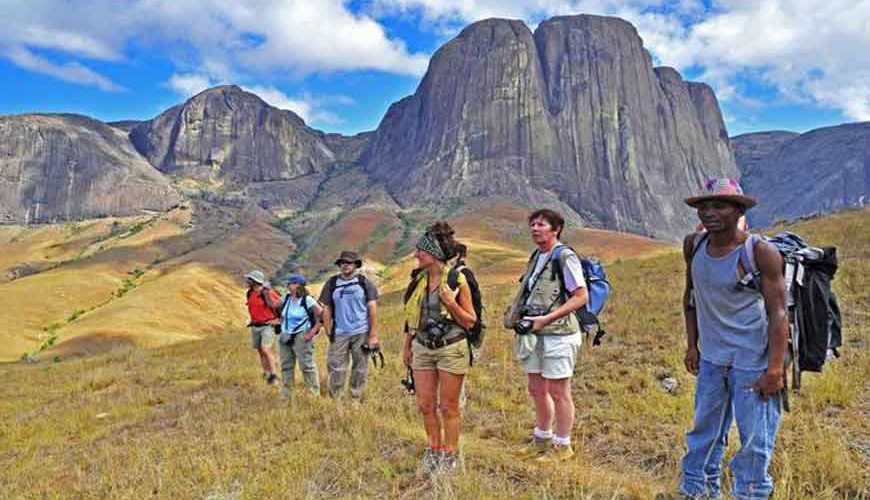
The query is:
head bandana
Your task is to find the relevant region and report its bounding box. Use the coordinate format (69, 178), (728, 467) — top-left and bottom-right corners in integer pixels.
(416, 231), (447, 261)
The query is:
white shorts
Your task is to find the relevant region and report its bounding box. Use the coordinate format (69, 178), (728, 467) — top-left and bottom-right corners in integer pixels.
(521, 333), (581, 379)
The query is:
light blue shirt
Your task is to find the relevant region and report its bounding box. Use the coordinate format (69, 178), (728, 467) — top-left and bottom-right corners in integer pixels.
(330, 276), (376, 336)
(281, 295), (317, 334)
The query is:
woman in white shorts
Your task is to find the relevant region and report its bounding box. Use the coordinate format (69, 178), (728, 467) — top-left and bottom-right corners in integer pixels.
(503, 209), (588, 463)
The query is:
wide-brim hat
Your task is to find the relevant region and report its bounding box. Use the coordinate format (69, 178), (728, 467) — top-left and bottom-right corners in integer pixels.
(685, 178), (757, 209)
(244, 270), (266, 285)
(334, 250), (363, 268)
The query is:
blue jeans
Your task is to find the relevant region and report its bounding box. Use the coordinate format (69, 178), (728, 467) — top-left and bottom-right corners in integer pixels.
(680, 360), (782, 500)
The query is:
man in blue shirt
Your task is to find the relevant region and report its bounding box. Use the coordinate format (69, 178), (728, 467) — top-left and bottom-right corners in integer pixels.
(319, 250), (380, 399)
(680, 179), (788, 500)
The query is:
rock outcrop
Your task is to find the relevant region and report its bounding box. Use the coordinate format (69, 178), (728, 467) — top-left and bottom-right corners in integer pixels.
(361, 15), (737, 239)
(734, 124), (869, 226)
(130, 86), (336, 187)
(0, 114), (181, 223)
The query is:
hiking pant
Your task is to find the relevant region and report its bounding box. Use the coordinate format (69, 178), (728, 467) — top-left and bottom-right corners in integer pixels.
(326, 333), (368, 398)
(278, 333), (320, 395)
(680, 360), (782, 500)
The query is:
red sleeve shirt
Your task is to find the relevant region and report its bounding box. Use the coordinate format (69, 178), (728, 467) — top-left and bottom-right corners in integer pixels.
(247, 288), (281, 324)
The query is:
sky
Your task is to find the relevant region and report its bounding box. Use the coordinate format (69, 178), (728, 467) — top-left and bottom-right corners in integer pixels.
(3, 0), (869, 137)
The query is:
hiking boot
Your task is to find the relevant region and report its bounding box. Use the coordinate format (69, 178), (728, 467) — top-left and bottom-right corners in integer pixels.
(516, 437), (552, 459)
(437, 451), (459, 474)
(266, 373), (279, 386)
(421, 447), (441, 474)
(535, 443), (574, 463)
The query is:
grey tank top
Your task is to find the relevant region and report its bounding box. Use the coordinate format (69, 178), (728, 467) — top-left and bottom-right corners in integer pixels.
(692, 238), (769, 370)
(421, 289), (464, 342)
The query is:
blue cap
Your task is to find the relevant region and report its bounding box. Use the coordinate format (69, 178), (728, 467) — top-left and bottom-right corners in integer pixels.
(286, 274), (306, 285)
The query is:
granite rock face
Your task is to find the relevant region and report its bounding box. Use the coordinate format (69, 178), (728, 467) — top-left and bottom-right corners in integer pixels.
(0, 114), (181, 224)
(734, 124), (870, 226)
(130, 86), (337, 186)
(361, 15), (737, 239)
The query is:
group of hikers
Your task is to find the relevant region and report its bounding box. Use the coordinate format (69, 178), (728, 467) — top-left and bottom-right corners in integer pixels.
(243, 178), (791, 499)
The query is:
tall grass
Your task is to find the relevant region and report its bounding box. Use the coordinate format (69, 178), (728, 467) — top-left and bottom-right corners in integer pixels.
(0, 209), (867, 498)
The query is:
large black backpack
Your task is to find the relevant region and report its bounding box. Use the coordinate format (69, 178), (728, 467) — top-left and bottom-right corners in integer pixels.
(447, 262), (486, 350)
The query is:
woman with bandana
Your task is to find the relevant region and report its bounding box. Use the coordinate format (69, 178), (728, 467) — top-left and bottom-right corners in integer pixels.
(402, 222), (477, 474)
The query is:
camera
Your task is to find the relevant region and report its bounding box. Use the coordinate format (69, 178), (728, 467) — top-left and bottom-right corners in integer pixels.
(421, 317), (447, 338)
(513, 305), (548, 335)
(400, 367), (415, 395)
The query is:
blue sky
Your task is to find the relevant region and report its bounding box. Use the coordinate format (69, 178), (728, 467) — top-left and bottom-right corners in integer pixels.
(3, 1), (869, 137)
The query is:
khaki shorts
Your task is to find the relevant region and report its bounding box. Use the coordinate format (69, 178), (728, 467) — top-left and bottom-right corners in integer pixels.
(412, 338), (469, 375)
(521, 334), (581, 379)
(250, 325), (276, 349)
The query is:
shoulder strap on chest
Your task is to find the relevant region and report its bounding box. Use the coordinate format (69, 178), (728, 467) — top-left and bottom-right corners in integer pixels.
(690, 232), (710, 260)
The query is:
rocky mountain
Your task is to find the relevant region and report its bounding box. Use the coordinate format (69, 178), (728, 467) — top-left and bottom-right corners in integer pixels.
(2, 15), (741, 241)
(733, 123), (869, 226)
(129, 85), (368, 212)
(362, 15), (736, 239)
(0, 114), (181, 224)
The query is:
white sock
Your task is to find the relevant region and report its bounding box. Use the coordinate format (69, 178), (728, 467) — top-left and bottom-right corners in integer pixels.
(533, 427), (553, 440)
(552, 435), (571, 447)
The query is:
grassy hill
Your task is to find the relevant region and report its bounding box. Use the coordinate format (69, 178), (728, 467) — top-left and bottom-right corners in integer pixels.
(0, 208), (867, 498)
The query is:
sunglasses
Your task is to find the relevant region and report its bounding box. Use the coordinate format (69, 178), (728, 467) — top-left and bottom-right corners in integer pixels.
(337, 260), (354, 266)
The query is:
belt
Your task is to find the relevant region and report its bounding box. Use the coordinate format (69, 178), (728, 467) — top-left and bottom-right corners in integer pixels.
(415, 333), (466, 350)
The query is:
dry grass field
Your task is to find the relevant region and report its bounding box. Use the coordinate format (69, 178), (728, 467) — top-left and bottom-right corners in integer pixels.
(0, 207), (867, 499)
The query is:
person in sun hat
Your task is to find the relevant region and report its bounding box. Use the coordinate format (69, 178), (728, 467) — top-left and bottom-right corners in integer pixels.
(277, 273), (323, 400)
(244, 270), (282, 386)
(318, 251), (379, 399)
(679, 178), (788, 499)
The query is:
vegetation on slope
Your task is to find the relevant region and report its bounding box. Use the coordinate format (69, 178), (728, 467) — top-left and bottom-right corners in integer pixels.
(0, 208), (867, 498)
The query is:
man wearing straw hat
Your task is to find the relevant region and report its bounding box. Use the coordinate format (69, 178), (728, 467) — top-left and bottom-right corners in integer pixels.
(679, 178), (789, 500)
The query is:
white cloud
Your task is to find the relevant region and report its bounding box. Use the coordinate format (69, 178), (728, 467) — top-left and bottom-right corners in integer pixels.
(4, 46), (124, 91)
(166, 73), (215, 98)
(372, 0), (870, 122)
(164, 74), (347, 127)
(0, 0), (429, 95)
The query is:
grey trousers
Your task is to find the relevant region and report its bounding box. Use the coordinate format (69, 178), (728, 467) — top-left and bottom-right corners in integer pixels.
(278, 333), (320, 395)
(326, 333), (369, 398)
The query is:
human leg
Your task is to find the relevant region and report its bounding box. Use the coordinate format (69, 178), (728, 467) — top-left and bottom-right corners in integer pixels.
(348, 333), (370, 399)
(278, 336), (298, 395)
(414, 369), (441, 449)
(438, 370), (465, 453)
(326, 335), (351, 397)
(680, 360), (733, 499)
(729, 368), (782, 500)
(295, 333), (320, 395)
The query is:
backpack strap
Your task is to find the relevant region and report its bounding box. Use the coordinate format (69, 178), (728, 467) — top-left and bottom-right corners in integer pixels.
(690, 232), (710, 260)
(549, 244), (571, 298)
(737, 234), (763, 289)
(357, 274), (373, 303)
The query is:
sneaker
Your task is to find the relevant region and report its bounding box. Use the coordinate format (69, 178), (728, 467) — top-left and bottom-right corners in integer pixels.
(535, 443), (574, 463)
(280, 385), (292, 401)
(516, 437), (552, 459)
(266, 373), (279, 386)
(421, 447), (441, 474)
